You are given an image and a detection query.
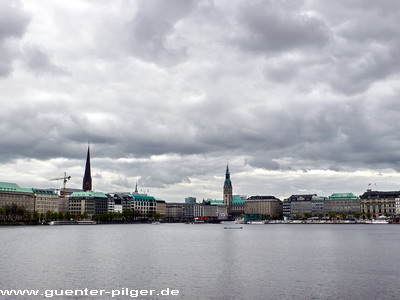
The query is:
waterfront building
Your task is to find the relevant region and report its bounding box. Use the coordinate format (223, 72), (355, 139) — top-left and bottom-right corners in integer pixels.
(185, 197), (196, 204)
(54, 188), (84, 212)
(285, 194), (317, 217)
(130, 194), (157, 218)
(108, 193), (132, 213)
(396, 198), (400, 215)
(203, 203), (227, 218)
(32, 188), (59, 214)
(311, 196), (326, 215)
(166, 202), (184, 221)
(230, 195), (246, 217)
(108, 196), (115, 212)
(0, 182), (59, 214)
(360, 190), (398, 217)
(283, 198), (291, 216)
(183, 202), (200, 220)
(324, 193), (360, 215)
(156, 200), (167, 217)
(68, 191), (109, 216)
(244, 196), (283, 217)
(179, 200), (228, 221)
(223, 164), (233, 214)
(0, 182), (35, 211)
(201, 199), (229, 217)
(221, 164), (245, 217)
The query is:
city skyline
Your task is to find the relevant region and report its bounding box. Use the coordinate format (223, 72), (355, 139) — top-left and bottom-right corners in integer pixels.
(1, 1), (400, 202)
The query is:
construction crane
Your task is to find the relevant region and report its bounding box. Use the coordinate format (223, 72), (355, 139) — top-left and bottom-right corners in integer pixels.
(49, 172), (71, 213)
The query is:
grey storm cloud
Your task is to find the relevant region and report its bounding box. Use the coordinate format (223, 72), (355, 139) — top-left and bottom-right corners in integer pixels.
(126, 0), (196, 65)
(2, 0), (400, 198)
(23, 44), (68, 75)
(235, 1), (330, 53)
(230, 0), (400, 95)
(0, 0), (30, 76)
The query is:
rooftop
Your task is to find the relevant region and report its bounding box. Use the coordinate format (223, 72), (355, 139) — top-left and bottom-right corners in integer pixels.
(328, 193), (359, 200)
(131, 194), (156, 201)
(0, 182), (33, 193)
(232, 195), (246, 205)
(360, 190), (400, 199)
(207, 199), (224, 205)
(70, 191), (108, 198)
(247, 195), (281, 201)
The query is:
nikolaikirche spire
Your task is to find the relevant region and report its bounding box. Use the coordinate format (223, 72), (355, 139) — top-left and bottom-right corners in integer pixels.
(82, 143), (92, 191)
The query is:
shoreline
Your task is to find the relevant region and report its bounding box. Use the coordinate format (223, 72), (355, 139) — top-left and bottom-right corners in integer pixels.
(0, 220), (396, 226)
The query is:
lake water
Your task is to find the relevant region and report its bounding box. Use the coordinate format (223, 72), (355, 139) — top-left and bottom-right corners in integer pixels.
(1, 223), (400, 299)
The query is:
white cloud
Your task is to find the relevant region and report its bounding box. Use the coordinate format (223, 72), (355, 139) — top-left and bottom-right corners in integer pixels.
(1, 0), (400, 201)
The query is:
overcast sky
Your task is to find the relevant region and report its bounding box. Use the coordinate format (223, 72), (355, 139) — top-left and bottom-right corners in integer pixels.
(1, 0), (400, 202)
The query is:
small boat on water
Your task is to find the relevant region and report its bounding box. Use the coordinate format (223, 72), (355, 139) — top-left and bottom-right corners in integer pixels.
(359, 219), (389, 224)
(224, 226), (243, 229)
(370, 219), (389, 224)
(151, 221), (161, 225)
(247, 221), (265, 225)
(49, 220), (96, 225)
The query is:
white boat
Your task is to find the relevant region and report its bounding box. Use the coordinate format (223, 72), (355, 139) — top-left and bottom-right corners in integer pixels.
(247, 221), (265, 225)
(371, 219), (389, 224)
(49, 220), (96, 225)
(361, 219), (389, 224)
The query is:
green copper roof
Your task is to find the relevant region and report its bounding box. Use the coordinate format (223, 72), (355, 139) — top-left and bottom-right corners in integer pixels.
(232, 195), (246, 205)
(224, 164), (232, 188)
(70, 191), (108, 198)
(0, 182), (33, 193)
(328, 193), (359, 200)
(208, 199), (224, 205)
(131, 194), (156, 201)
(32, 188), (57, 195)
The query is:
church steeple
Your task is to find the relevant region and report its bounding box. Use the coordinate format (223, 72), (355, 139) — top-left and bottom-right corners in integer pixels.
(82, 143), (92, 191)
(223, 163), (233, 209)
(224, 163), (231, 187)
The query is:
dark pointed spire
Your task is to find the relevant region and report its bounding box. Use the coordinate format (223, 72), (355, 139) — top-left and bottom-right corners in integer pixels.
(224, 162), (232, 188)
(82, 143), (92, 191)
(135, 182), (138, 193)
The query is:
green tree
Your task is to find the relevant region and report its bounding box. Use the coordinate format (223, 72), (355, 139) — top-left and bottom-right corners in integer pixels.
(64, 212), (71, 220)
(45, 211), (53, 221)
(272, 214), (281, 220)
(328, 212), (336, 219)
(304, 213), (312, 219)
(261, 214), (270, 220)
(295, 214), (303, 219)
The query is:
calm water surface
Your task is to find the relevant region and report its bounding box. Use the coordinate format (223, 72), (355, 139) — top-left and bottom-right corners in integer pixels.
(1, 224), (400, 299)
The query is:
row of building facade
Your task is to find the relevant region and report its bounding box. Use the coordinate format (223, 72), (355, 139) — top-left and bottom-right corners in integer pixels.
(3, 178), (400, 220)
(2, 146), (400, 220)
